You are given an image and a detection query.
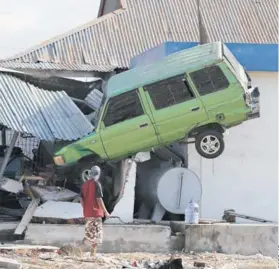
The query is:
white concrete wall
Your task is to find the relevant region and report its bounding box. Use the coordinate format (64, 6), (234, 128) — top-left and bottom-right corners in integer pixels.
(25, 224), (172, 253)
(106, 159), (137, 224)
(188, 72), (278, 222)
(184, 224), (278, 257)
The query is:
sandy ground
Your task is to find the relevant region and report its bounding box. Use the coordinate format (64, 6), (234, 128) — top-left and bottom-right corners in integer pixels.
(0, 249), (277, 269)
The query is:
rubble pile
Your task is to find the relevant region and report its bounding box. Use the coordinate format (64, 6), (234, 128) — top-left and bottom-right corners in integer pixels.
(0, 248), (277, 269)
(0, 168), (84, 231)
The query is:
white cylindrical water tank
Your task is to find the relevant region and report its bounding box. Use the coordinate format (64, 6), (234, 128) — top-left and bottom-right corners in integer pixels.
(137, 166), (202, 214)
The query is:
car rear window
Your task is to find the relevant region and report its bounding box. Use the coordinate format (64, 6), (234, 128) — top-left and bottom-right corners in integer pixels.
(190, 65), (229, 96)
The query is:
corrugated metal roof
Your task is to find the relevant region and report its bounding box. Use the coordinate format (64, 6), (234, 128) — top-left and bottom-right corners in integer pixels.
(107, 42), (221, 96)
(85, 89), (104, 110)
(0, 0), (277, 72)
(200, 0), (278, 44)
(0, 70), (94, 141)
(0, 61), (115, 72)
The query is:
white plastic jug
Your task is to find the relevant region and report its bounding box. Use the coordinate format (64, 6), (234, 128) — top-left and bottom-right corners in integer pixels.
(185, 200), (199, 224)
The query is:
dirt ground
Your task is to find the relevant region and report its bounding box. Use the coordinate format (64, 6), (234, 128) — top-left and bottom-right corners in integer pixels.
(0, 249), (277, 269)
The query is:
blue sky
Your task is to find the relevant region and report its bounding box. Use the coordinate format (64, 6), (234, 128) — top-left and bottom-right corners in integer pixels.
(0, 0), (100, 59)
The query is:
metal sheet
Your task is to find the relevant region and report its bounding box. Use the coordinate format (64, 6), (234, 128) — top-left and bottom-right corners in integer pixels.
(0, 61), (115, 72)
(0, 0), (276, 72)
(85, 89), (104, 110)
(0, 72), (94, 141)
(200, 0), (278, 44)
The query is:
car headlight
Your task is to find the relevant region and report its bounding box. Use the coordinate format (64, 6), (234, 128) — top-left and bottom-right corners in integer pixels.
(53, 155), (65, 165)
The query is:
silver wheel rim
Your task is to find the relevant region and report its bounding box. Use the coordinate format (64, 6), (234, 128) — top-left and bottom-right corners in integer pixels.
(200, 135), (220, 155)
(81, 169), (91, 182)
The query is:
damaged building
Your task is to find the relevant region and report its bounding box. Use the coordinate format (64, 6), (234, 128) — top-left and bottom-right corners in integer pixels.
(0, 0), (277, 228)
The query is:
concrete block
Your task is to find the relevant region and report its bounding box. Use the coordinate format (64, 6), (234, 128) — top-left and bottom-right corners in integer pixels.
(184, 224), (278, 257)
(33, 201), (83, 219)
(24, 224), (171, 253)
(0, 177), (23, 194)
(30, 186), (78, 202)
(169, 235), (185, 251)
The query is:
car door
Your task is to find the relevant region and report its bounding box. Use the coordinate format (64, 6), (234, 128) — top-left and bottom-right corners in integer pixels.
(143, 74), (209, 145)
(100, 89), (159, 160)
(188, 63), (247, 124)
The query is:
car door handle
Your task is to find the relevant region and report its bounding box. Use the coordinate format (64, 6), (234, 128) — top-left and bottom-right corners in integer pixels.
(191, 107), (200, 111)
(139, 123), (148, 128)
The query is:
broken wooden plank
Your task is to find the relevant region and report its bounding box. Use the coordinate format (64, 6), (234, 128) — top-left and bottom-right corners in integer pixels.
(17, 175), (46, 182)
(33, 201), (83, 220)
(14, 198), (40, 235)
(23, 184), (35, 200)
(0, 177), (23, 194)
(30, 186), (78, 202)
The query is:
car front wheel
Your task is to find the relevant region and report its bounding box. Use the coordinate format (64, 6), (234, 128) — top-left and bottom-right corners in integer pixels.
(195, 130), (224, 159)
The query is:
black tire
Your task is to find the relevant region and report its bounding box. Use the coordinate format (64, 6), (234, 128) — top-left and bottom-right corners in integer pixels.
(70, 159), (107, 188)
(67, 160), (96, 189)
(195, 130), (224, 159)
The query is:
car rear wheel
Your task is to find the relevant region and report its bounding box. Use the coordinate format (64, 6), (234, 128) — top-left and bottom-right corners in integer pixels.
(195, 130), (224, 159)
(73, 160), (98, 187)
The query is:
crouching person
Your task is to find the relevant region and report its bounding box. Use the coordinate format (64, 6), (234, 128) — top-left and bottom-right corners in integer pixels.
(80, 165), (110, 257)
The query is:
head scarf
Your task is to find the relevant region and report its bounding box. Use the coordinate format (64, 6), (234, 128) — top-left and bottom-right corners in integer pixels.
(90, 165), (101, 181)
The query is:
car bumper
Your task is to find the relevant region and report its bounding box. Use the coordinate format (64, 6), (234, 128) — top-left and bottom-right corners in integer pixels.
(246, 86), (260, 120)
(246, 101), (260, 120)
(247, 111), (260, 120)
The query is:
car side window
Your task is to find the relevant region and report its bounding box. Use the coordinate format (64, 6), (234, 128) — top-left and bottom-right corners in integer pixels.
(144, 74), (195, 110)
(189, 65), (229, 96)
(103, 90), (144, 127)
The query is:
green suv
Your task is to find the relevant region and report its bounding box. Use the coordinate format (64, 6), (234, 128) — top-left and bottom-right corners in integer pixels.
(54, 42), (260, 178)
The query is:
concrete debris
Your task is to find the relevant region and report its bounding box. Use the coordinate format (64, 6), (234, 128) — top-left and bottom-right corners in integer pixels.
(30, 186), (78, 202)
(0, 177), (23, 193)
(193, 261), (206, 268)
(119, 258), (183, 268)
(0, 257), (21, 269)
(33, 200), (83, 220)
(0, 250), (277, 269)
(0, 166), (79, 223)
